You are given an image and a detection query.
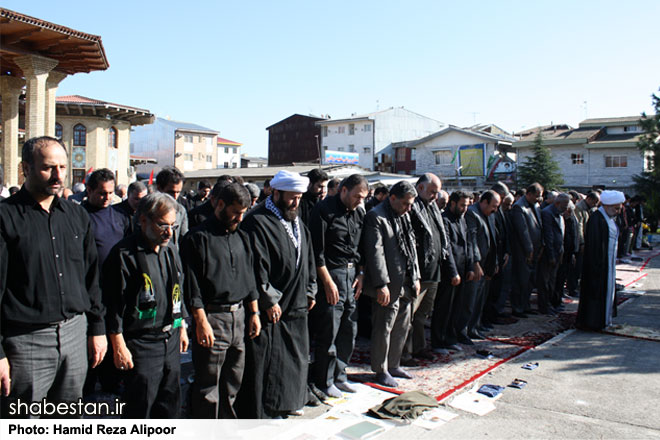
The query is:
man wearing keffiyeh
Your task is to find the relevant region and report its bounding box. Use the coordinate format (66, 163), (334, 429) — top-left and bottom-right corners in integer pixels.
(362, 181), (421, 388)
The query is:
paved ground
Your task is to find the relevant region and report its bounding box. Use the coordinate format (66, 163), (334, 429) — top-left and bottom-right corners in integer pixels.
(291, 253), (660, 439)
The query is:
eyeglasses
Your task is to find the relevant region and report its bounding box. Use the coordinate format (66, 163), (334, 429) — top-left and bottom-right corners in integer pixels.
(154, 222), (179, 233)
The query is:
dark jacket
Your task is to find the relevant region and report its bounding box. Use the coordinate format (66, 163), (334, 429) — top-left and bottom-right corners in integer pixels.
(442, 209), (474, 277)
(510, 196), (543, 261)
(465, 203), (498, 277)
(541, 204), (564, 263)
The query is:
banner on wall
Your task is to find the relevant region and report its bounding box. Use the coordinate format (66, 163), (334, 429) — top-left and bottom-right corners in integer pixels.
(458, 144), (485, 176)
(325, 150), (359, 165)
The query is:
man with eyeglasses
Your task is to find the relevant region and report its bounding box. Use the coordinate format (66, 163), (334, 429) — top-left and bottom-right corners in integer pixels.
(102, 192), (189, 418)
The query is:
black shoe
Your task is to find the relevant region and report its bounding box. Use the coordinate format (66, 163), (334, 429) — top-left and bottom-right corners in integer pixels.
(457, 335), (474, 345)
(512, 311), (528, 318)
(413, 349), (435, 361)
(468, 330), (485, 340)
(480, 324), (494, 332)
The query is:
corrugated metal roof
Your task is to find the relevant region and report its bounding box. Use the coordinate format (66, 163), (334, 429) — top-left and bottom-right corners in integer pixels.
(156, 117), (219, 134)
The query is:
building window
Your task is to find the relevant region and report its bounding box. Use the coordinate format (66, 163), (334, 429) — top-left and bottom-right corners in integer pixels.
(338, 147), (344, 152)
(73, 124), (86, 146)
(184, 153), (193, 161)
(224, 162), (229, 168)
(349, 123), (355, 135)
(411, 149), (416, 161)
(605, 155), (627, 168)
(623, 125), (641, 132)
(72, 169), (85, 184)
(55, 123), (63, 139)
(233, 147), (238, 154)
(232, 163), (237, 168)
(348, 144), (355, 152)
(184, 135), (193, 143)
(434, 150), (452, 165)
(338, 126), (345, 134)
(323, 126), (328, 137)
(364, 124), (371, 132)
(363, 147), (371, 154)
(206, 155), (212, 163)
(571, 153), (584, 164)
(108, 127), (118, 148)
(225, 147), (229, 154)
(396, 148), (407, 162)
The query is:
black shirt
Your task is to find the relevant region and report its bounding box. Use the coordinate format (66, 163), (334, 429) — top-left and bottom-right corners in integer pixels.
(181, 216), (258, 310)
(188, 200), (214, 229)
(298, 191), (320, 227)
(0, 188), (104, 358)
(310, 194), (365, 270)
(102, 232), (185, 335)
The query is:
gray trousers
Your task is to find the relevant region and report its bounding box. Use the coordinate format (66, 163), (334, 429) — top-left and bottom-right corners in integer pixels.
(403, 281), (438, 357)
(370, 286), (414, 373)
(192, 307), (246, 419)
(312, 266), (358, 388)
(1, 314), (88, 419)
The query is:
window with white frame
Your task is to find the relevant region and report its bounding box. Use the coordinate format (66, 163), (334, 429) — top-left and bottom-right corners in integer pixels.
(349, 124), (355, 135)
(184, 135), (193, 143)
(605, 155), (627, 168)
(411, 149), (416, 161)
(184, 153), (193, 161)
(571, 153), (584, 164)
(322, 126), (328, 137)
(434, 150), (452, 165)
(338, 126), (345, 134)
(206, 155), (213, 163)
(348, 144), (355, 152)
(363, 147), (371, 154)
(364, 124), (371, 132)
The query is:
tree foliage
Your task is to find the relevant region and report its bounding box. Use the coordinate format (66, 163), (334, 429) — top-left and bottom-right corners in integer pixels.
(517, 132), (564, 190)
(633, 88), (660, 227)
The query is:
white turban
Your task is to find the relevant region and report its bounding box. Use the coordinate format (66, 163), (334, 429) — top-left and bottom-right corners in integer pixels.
(270, 170), (309, 193)
(600, 190), (625, 205)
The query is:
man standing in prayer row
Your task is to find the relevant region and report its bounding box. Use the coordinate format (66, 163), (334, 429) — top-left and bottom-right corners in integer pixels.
(237, 170), (317, 418)
(577, 190), (625, 330)
(362, 181), (420, 388)
(0, 136), (106, 416)
(310, 174), (368, 398)
(182, 183), (260, 418)
(103, 192), (188, 418)
(298, 168), (329, 227)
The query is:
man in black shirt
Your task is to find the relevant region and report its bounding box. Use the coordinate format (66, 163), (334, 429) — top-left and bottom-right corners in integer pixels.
(181, 183), (261, 418)
(310, 174), (368, 398)
(155, 167), (188, 248)
(365, 185), (388, 212)
(103, 192), (189, 418)
(0, 136), (106, 414)
(185, 180), (212, 212)
(299, 168), (329, 226)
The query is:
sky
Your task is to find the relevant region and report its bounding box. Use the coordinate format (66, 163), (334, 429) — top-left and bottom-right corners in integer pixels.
(5, 0), (660, 157)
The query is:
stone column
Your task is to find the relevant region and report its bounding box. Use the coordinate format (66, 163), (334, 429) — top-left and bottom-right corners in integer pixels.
(45, 71), (68, 137)
(0, 76), (26, 187)
(14, 54), (59, 139)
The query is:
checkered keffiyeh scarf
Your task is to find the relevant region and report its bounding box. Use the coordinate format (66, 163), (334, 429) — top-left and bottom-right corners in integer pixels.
(265, 195), (302, 268)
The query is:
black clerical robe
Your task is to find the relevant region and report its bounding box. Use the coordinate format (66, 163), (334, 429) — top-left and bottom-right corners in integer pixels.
(236, 203), (317, 418)
(577, 209), (617, 330)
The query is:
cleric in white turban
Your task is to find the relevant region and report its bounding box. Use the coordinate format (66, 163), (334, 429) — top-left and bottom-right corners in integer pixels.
(269, 170), (309, 194)
(236, 169), (317, 418)
(577, 189), (625, 330)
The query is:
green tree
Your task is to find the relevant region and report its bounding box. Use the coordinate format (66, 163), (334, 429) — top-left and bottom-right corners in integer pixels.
(633, 88), (660, 230)
(517, 131), (564, 189)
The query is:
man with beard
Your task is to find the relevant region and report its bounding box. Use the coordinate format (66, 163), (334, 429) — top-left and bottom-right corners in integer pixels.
(185, 181), (212, 212)
(237, 170), (317, 418)
(363, 181), (420, 388)
(310, 174), (368, 398)
(432, 191), (474, 352)
(115, 181), (148, 236)
(103, 192), (189, 418)
(298, 168), (329, 226)
(181, 183), (260, 418)
(577, 190), (625, 330)
(0, 137), (106, 415)
(155, 167), (188, 249)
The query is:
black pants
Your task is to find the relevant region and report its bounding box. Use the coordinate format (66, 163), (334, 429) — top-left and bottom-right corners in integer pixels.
(537, 255), (561, 313)
(312, 266), (357, 388)
(122, 329), (181, 419)
(431, 275), (460, 348)
(510, 254), (534, 314)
